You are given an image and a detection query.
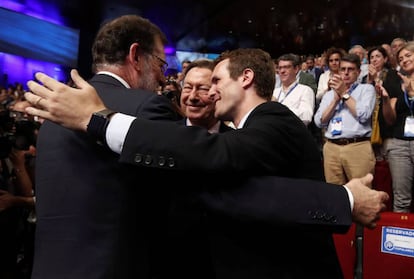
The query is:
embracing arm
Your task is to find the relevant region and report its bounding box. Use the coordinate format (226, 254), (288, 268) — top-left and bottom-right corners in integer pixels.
(199, 173), (388, 231)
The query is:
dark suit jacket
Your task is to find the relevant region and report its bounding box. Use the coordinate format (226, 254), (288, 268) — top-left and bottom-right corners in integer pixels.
(32, 74), (182, 279)
(307, 67), (324, 85)
(299, 71), (318, 95)
(164, 120), (234, 279)
(120, 101), (349, 278)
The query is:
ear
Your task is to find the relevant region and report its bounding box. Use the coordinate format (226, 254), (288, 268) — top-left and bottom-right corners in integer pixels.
(294, 65), (300, 74)
(128, 42), (140, 65)
(241, 68), (254, 88)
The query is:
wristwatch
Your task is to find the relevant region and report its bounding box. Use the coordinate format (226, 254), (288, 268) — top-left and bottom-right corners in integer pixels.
(86, 108), (116, 145)
(342, 93), (350, 101)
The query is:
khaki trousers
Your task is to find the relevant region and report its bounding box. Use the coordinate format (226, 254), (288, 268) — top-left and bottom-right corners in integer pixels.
(323, 140), (375, 186)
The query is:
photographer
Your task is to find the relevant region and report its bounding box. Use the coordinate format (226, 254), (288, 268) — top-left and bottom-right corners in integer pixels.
(0, 99), (39, 279)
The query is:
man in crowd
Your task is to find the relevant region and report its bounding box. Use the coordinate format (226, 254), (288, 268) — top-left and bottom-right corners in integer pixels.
(314, 53), (376, 186)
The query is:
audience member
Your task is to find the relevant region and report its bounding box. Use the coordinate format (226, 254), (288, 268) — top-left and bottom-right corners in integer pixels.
(0, 99), (37, 279)
(349, 44), (369, 83)
(363, 46), (403, 156)
(314, 53), (376, 185)
(390, 37), (407, 71)
(305, 54), (324, 84)
(177, 59), (192, 86)
(298, 64), (318, 95)
(25, 49), (389, 278)
(161, 75), (184, 116)
(379, 42), (414, 212)
(317, 47), (346, 104)
(273, 53), (315, 126)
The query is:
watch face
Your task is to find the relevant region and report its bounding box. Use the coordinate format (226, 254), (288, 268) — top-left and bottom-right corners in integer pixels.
(343, 93), (350, 100)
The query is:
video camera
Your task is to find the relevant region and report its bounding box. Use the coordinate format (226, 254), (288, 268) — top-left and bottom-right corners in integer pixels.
(0, 110), (38, 159)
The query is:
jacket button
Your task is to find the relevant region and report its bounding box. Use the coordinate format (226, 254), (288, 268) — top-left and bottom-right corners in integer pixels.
(308, 210), (317, 219)
(144, 155), (153, 165)
(158, 156), (166, 166)
(316, 211), (326, 219)
(134, 154), (143, 163)
(167, 157), (175, 167)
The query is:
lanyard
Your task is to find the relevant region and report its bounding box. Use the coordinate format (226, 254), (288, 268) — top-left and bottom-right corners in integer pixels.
(404, 90), (414, 116)
(338, 83), (359, 111)
(277, 82), (298, 103)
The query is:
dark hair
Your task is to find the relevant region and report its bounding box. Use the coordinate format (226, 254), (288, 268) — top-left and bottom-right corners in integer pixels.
(324, 47), (346, 66)
(341, 53), (361, 69)
(367, 46), (391, 69)
(277, 53), (301, 67)
(91, 15), (167, 72)
(215, 48), (275, 100)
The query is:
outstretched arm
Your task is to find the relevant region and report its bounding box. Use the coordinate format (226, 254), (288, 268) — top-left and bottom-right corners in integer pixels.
(200, 173), (388, 232)
(25, 69), (106, 131)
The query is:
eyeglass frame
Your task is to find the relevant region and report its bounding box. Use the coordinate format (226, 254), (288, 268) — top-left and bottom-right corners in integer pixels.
(151, 53), (168, 73)
(339, 66), (357, 73)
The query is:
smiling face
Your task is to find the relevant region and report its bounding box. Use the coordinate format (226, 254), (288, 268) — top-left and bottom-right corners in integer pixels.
(209, 59), (244, 122)
(398, 48), (414, 76)
(277, 60), (298, 86)
(181, 67), (217, 127)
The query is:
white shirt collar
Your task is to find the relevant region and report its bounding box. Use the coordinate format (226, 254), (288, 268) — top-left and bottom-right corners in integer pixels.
(237, 108), (255, 129)
(97, 71), (131, 88)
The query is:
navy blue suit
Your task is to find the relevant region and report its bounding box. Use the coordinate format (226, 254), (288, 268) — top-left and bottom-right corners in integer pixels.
(32, 74), (182, 279)
(120, 101), (349, 278)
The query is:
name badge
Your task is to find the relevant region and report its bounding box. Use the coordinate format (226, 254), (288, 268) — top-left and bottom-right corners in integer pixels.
(331, 116), (343, 136)
(404, 116), (414, 137)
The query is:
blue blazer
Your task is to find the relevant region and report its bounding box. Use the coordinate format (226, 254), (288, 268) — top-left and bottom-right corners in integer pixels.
(32, 74), (182, 279)
(120, 101), (350, 278)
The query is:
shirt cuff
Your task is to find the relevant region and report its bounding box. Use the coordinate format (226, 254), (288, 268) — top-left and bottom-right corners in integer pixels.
(106, 113), (136, 154)
(343, 185), (354, 212)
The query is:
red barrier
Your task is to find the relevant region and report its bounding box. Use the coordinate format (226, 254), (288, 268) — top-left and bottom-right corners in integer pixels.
(363, 212), (414, 279)
(333, 223), (357, 279)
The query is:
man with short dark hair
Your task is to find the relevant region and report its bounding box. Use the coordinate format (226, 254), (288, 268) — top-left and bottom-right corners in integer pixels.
(314, 53), (376, 185)
(31, 15), (182, 279)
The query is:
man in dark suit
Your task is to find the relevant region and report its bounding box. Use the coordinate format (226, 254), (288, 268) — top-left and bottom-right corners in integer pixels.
(117, 49), (340, 278)
(165, 59), (233, 279)
(25, 49), (389, 279)
(31, 15), (182, 279)
(305, 54), (324, 84)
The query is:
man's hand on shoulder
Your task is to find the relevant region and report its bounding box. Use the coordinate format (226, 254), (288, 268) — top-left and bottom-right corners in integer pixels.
(25, 69), (106, 131)
(345, 173), (389, 229)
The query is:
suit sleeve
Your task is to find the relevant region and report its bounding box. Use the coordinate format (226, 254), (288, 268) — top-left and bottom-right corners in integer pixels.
(199, 176), (352, 233)
(119, 106), (319, 177)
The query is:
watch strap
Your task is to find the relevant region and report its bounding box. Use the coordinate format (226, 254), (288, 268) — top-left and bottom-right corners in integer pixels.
(342, 93), (350, 101)
(87, 109), (116, 145)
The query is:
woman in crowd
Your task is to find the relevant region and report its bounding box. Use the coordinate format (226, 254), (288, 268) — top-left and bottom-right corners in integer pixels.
(379, 42), (414, 212)
(316, 47), (346, 104)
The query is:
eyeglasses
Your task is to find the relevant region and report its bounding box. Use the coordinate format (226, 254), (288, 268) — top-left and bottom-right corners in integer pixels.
(339, 67), (357, 72)
(151, 54), (168, 73)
